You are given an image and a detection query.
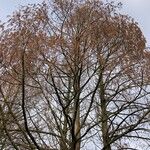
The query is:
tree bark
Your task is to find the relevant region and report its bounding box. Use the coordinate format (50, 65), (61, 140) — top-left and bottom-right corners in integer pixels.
(100, 77), (111, 150)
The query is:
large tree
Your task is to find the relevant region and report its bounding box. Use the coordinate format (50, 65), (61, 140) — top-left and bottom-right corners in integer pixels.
(0, 0), (150, 150)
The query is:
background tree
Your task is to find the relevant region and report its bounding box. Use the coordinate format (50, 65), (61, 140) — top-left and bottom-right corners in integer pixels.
(0, 0), (150, 150)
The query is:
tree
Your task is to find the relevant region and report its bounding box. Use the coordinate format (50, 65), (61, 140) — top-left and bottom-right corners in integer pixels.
(0, 0), (150, 150)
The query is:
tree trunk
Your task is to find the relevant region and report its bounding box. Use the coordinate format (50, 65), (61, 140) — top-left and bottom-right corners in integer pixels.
(100, 78), (111, 150)
(74, 109), (80, 150)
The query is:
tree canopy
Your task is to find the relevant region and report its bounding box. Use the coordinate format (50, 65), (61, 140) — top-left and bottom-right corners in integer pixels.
(0, 0), (150, 150)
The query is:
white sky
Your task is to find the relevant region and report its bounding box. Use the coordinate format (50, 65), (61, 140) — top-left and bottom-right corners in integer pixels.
(119, 0), (150, 46)
(0, 0), (150, 45)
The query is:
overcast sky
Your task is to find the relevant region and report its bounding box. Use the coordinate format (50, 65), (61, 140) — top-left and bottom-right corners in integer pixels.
(119, 0), (150, 46)
(0, 0), (150, 45)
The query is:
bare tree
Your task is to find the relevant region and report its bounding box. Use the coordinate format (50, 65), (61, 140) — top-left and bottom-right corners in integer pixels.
(0, 0), (149, 150)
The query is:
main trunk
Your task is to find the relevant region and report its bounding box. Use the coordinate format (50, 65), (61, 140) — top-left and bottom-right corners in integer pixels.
(100, 78), (111, 150)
